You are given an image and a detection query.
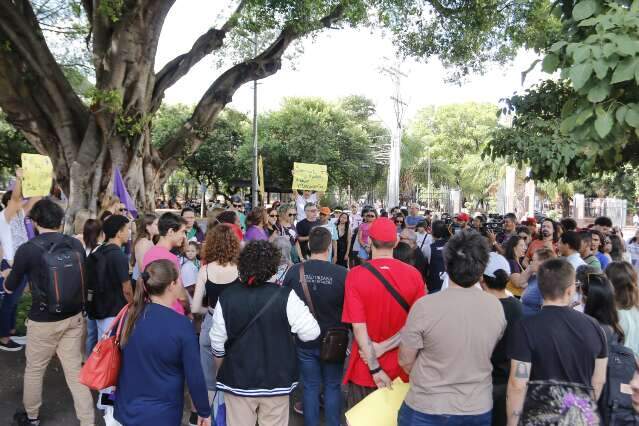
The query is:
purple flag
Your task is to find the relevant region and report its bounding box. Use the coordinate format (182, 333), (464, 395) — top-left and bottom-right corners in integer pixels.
(113, 167), (138, 219)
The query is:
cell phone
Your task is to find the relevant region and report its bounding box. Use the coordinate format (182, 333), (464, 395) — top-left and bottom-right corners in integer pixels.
(97, 388), (115, 409)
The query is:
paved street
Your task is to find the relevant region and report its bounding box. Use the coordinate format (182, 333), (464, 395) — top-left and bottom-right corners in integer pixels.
(0, 350), (306, 426)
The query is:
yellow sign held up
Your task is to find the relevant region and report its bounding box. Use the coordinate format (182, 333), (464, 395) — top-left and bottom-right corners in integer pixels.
(345, 378), (409, 426)
(292, 162), (328, 192)
(21, 154), (52, 197)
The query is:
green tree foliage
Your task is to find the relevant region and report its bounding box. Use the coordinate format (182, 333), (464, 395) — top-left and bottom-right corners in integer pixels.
(236, 96), (389, 196)
(405, 102), (504, 208)
(0, 113), (37, 172)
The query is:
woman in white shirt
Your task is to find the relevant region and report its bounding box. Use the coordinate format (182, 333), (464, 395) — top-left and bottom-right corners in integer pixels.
(606, 261), (639, 355)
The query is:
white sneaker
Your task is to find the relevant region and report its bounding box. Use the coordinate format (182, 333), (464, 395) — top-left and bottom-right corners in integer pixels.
(10, 336), (27, 345)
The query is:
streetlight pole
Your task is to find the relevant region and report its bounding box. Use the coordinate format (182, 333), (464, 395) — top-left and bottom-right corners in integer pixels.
(251, 32), (259, 208)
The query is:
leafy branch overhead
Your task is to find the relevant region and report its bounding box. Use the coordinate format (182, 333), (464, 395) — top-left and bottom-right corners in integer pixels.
(488, 0), (639, 185)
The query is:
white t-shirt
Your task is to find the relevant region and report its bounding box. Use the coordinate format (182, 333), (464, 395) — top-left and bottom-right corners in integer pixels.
(0, 209), (27, 263)
(296, 193), (318, 222)
(180, 260), (199, 288)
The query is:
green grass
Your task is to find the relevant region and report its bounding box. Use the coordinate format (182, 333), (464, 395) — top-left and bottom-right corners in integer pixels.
(15, 292), (31, 335)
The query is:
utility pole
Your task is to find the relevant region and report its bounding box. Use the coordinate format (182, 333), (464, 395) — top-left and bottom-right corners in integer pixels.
(380, 60), (407, 208)
(251, 32), (259, 208)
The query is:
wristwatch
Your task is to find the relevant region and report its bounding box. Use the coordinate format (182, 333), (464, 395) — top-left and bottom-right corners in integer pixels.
(369, 366), (382, 375)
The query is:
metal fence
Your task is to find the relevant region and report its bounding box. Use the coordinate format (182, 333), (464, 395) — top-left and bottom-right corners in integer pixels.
(583, 197), (627, 228)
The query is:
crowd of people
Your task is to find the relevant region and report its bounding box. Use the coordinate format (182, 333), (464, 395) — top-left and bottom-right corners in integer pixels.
(3, 182), (639, 426)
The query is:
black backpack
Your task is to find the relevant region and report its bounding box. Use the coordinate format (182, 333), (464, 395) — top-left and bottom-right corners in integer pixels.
(32, 236), (86, 315)
(598, 342), (639, 425)
(85, 244), (122, 319)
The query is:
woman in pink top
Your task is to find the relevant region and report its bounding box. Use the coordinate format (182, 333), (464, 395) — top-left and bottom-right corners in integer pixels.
(357, 208), (377, 261)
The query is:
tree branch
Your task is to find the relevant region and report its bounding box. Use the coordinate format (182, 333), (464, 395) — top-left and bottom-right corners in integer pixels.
(0, 1), (89, 161)
(151, 0), (247, 111)
(153, 1), (346, 185)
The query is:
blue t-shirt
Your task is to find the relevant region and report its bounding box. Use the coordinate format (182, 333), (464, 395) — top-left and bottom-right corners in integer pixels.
(405, 215), (425, 227)
(596, 251), (610, 270)
(114, 303), (210, 426)
(521, 276), (543, 317)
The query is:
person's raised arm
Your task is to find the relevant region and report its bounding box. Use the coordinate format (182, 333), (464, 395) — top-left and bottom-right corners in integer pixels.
(352, 323), (393, 389)
(592, 358), (607, 400)
(190, 265), (208, 314)
(507, 359), (531, 426)
(4, 168), (24, 222)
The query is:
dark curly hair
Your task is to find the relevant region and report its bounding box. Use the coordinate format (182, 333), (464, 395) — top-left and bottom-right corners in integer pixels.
(238, 240), (280, 285)
(203, 224), (240, 266)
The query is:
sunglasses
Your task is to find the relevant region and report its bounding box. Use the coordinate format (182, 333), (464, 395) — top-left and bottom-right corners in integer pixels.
(269, 214), (278, 218)
(233, 203), (242, 207)
(287, 213), (296, 217)
(365, 214), (375, 218)
(119, 208), (127, 212)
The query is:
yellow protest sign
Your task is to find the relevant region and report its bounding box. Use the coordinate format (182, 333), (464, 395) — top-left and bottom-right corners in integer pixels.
(21, 153), (52, 197)
(345, 378), (409, 426)
(292, 162), (328, 192)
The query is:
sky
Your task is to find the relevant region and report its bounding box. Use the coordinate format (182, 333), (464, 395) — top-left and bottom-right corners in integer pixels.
(155, 0), (548, 130)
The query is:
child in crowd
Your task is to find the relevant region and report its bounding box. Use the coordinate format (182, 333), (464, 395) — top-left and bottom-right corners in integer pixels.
(180, 241), (200, 299)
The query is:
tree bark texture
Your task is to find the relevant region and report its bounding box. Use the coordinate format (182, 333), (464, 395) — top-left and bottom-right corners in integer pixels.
(0, 0), (346, 217)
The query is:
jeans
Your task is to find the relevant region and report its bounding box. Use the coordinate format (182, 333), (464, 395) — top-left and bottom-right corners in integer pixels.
(297, 346), (343, 426)
(95, 317), (116, 340)
(398, 403), (491, 426)
(84, 319), (97, 358)
(0, 274), (27, 337)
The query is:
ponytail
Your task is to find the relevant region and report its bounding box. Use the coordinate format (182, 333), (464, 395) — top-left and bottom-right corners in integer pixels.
(120, 259), (179, 345)
(483, 269), (510, 291)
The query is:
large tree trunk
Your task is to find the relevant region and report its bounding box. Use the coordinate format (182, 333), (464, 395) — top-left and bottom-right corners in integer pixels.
(0, 1), (346, 222)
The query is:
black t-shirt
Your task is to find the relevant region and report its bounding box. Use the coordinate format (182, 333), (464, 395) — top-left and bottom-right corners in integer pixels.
(282, 259), (347, 349)
(508, 306), (608, 386)
(492, 296), (523, 384)
(95, 243), (130, 318)
(5, 232), (86, 322)
(296, 219), (320, 259)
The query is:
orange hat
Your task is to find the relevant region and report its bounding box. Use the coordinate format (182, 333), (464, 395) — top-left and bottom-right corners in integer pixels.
(320, 207), (331, 215)
(369, 217), (398, 243)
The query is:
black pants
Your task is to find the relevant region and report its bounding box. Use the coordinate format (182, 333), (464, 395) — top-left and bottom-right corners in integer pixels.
(492, 383), (507, 426)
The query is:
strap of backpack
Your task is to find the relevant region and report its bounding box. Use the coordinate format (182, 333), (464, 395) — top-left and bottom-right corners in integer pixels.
(298, 263), (316, 317)
(226, 289), (281, 355)
(361, 262), (410, 313)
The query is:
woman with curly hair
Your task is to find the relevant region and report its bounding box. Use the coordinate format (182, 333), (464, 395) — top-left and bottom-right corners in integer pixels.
(209, 240), (319, 425)
(191, 224), (241, 403)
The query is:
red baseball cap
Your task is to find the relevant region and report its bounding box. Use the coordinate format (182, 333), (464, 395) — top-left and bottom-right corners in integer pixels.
(525, 217), (537, 225)
(369, 217), (398, 243)
(456, 212), (470, 222)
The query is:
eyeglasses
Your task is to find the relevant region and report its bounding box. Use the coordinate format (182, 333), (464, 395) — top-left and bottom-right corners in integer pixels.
(287, 213), (296, 217)
(365, 214), (375, 218)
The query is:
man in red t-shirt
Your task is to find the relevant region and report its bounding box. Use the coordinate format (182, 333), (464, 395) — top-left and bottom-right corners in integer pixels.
(342, 217), (426, 408)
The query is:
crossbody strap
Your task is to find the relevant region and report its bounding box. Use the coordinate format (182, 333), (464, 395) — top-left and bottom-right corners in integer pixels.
(298, 263), (316, 317)
(361, 262), (410, 313)
(227, 289), (281, 355)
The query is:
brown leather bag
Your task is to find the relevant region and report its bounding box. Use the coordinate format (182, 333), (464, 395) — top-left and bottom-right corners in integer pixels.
(299, 264), (349, 363)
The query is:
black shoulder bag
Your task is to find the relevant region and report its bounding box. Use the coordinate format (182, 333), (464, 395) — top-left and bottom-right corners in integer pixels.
(361, 262), (410, 312)
(299, 264), (349, 363)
